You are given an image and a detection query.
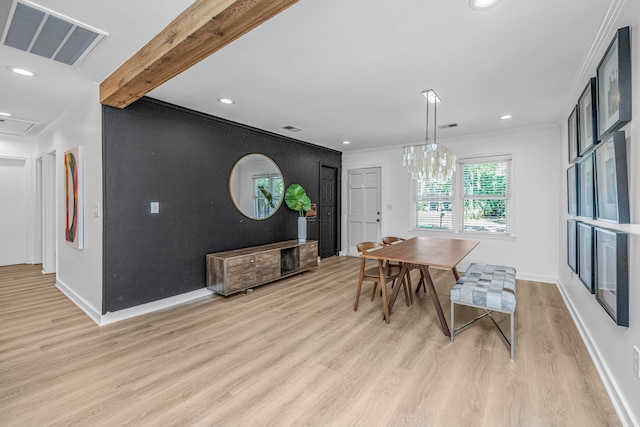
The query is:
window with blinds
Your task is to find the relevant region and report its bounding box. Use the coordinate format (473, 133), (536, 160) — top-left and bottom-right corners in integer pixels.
(415, 178), (454, 230)
(411, 154), (512, 235)
(461, 157), (511, 233)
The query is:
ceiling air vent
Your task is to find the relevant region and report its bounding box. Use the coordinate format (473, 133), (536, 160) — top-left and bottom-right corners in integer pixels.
(0, 116), (40, 135)
(0, 0), (107, 66)
(282, 126), (301, 132)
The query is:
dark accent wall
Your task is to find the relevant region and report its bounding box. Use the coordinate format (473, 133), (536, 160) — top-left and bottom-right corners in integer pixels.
(102, 97), (341, 313)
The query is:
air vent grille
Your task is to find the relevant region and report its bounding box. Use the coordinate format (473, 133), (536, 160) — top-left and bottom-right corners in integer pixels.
(0, 0), (106, 66)
(0, 116), (40, 135)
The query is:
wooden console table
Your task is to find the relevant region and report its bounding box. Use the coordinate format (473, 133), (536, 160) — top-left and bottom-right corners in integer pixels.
(206, 240), (318, 295)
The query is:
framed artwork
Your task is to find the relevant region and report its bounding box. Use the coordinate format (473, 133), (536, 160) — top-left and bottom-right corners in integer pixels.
(578, 78), (598, 155)
(64, 146), (84, 249)
(594, 131), (629, 223)
(567, 165), (577, 215)
(567, 219), (577, 273)
(594, 227), (628, 326)
(567, 105), (579, 163)
(577, 153), (595, 219)
(597, 26), (631, 139)
(577, 222), (593, 293)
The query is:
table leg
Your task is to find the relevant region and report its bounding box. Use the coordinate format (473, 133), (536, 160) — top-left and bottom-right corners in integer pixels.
(452, 266), (460, 281)
(388, 263), (411, 314)
(378, 260), (390, 324)
(415, 269), (427, 294)
(420, 265), (451, 337)
(403, 264), (414, 305)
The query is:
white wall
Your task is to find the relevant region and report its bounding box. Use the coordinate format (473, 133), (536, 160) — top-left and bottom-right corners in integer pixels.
(0, 136), (35, 158)
(557, 2), (640, 424)
(34, 88), (104, 323)
(342, 124), (560, 282)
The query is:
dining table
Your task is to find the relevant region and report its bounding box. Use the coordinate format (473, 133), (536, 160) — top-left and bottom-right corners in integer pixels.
(359, 236), (479, 336)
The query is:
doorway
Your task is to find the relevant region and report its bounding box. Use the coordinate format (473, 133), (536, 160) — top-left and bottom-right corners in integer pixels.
(0, 157), (28, 266)
(346, 167), (381, 256)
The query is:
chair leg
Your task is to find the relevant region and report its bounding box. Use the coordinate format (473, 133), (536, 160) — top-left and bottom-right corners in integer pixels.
(450, 300), (455, 343)
(354, 259), (366, 311)
(510, 312), (515, 360)
(370, 281), (379, 301)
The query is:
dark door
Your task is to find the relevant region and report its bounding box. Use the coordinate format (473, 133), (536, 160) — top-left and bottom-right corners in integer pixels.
(319, 164), (339, 258)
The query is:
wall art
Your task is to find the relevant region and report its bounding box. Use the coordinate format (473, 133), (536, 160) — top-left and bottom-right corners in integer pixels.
(594, 131), (629, 223)
(64, 146), (83, 249)
(594, 227), (628, 326)
(597, 26), (631, 139)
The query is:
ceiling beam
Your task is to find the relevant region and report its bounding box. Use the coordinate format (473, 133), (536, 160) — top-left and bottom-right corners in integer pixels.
(100, 0), (298, 108)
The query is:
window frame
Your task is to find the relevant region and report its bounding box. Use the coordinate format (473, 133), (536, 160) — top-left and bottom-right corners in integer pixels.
(410, 154), (513, 237)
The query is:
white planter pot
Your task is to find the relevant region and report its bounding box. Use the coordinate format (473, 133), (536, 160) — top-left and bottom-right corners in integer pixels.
(298, 217), (307, 243)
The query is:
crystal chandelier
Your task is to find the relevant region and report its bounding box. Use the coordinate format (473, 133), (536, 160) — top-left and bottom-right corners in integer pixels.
(402, 90), (456, 183)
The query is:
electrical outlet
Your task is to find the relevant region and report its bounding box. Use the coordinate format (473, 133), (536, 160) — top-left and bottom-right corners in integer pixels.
(634, 346), (640, 379)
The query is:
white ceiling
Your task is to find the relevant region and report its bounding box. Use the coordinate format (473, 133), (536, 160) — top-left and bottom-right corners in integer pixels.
(0, 0), (615, 151)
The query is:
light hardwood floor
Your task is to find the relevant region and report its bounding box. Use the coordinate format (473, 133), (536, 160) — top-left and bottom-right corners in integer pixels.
(0, 258), (620, 426)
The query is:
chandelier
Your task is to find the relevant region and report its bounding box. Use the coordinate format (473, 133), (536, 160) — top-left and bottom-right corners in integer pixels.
(402, 90), (456, 183)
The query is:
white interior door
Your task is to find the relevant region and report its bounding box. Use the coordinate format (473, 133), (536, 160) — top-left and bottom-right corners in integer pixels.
(347, 167), (381, 255)
(0, 157), (28, 266)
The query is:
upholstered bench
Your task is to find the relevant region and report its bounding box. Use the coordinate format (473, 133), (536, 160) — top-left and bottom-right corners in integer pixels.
(450, 263), (517, 359)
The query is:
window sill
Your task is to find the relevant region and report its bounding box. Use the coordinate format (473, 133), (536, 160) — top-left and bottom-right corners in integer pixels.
(409, 228), (517, 241)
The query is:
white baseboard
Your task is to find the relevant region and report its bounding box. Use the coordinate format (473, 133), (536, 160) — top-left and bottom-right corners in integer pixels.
(555, 279), (637, 427)
(56, 279), (215, 327)
(56, 279), (102, 325)
(100, 288), (215, 326)
(515, 272), (556, 284)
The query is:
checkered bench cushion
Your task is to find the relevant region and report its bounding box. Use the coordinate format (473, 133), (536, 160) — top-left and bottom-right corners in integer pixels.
(450, 263), (516, 312)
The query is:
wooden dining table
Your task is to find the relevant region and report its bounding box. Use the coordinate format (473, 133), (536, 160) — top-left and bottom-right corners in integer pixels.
(360, 236), (479, 336)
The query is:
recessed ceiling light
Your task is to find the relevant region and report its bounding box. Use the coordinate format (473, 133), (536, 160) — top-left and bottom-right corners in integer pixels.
(0, 112), (12, 117)
(7, 66), (36, 77)
(217, 97), (234, 105)
(469, 0), (500, 10)
(500, 114), (513, 120)
(342, 140), (351, 145)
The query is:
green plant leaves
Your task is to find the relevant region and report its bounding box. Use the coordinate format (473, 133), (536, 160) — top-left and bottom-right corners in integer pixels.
(285, 184), (311, 216)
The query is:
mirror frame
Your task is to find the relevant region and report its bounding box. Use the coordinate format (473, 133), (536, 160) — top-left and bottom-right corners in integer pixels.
(229, 153), (284, 220)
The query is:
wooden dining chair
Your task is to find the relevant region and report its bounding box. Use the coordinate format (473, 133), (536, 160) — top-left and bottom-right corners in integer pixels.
(354, 242), (401, 311)
(382, 236), (405, 274)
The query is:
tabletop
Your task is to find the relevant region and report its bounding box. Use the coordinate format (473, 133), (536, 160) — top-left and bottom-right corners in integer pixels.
(360, 236), (480, 268)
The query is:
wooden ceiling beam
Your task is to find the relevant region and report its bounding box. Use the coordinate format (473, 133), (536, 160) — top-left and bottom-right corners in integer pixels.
(100, 0), (298, 108)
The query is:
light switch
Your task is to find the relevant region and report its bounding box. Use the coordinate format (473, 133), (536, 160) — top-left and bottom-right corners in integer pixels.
(150, 202), (159, 214)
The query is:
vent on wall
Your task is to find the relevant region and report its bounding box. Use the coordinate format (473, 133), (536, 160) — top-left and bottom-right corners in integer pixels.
(0, 0), (107, 66)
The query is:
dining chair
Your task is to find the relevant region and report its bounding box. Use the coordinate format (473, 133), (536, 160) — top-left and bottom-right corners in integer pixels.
(381, 236), (405, 274)
(354, 242), (401, 311)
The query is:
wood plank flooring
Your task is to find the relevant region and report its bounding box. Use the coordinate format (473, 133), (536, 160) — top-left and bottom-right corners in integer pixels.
(0, 258), (620, 426)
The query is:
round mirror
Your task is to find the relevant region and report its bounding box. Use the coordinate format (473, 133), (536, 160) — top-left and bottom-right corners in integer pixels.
(229, 154), (284, 219)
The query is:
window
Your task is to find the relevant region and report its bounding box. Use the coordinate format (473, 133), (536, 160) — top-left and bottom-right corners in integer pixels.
(412, 155), (512, 234)
(253, 174), (283, 218)
(415, 178), (453, 230)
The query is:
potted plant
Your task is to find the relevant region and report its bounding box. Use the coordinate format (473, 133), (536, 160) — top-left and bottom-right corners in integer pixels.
(285, 183), (311, 242)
